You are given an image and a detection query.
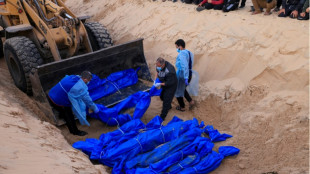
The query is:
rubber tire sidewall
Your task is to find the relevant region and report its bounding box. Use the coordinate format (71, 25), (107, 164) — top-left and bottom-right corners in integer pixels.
(4, 44), (28, 93)
(85, 26), (100, 51)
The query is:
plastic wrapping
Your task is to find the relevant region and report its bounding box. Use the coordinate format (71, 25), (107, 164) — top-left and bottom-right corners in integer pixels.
(187, 70), (199, 96)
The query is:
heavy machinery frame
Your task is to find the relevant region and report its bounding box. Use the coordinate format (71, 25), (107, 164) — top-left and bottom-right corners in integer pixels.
(0, 0), (113, 94)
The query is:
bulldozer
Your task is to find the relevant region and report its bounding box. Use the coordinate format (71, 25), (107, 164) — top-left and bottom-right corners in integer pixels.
(0, 0), (153, 125)
(0, 0), (113, 95)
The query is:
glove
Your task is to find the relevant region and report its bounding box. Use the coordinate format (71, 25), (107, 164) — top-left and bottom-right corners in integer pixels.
(153, 81), (156, 86)
(185, 79), (189, 86)
(154, 83), (161, 88)
(93, 105), (100, 114)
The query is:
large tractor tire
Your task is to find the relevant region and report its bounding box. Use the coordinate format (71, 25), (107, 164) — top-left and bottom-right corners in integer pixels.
(4, 37), (44, 95)
(84, 22), (113, 51)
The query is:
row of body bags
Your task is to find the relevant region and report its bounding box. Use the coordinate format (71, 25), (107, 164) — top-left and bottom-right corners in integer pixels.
(73, 116), (239, 174)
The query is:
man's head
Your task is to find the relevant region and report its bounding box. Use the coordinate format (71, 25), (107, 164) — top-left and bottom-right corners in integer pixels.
(81, 71), (92, 84)
(175, 39), (186, 50)
(156, 57), (165, 71)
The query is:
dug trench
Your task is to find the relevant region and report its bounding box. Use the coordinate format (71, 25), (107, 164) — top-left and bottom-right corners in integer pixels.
(0, 55), (308, 174)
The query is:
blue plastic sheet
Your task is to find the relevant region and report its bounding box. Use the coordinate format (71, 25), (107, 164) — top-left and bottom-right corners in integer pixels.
(88, 68), (139, 101)
(204, 125), (233, 142)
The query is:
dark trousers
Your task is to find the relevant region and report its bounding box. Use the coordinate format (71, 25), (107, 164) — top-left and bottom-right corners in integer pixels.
(276, 0), (282, 8)
(204, 2), (224, 10)
(278, 5), (301, 17)
(176, 75), (193, 109)
(49, 98), (79, 134)
(240, 0), (246, 6)
(176, 90), (192, 108)
(223, 0), (240, 12)
(160, 86), (177, 120)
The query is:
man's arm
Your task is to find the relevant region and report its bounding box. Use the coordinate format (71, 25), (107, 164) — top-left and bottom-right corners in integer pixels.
(81, 91), (99, 113)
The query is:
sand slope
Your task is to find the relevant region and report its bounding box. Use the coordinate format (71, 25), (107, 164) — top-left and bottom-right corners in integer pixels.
(65, 0), (309, 173)
(0, 59), (108, 174)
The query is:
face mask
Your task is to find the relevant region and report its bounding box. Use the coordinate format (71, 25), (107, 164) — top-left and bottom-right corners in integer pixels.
(177, 48), (181, 53)
(156, 67), (162, 71)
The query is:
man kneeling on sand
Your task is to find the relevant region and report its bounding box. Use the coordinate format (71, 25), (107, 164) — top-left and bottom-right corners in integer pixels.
(278, 0), (306, 18)
(251, 0), (276, 15)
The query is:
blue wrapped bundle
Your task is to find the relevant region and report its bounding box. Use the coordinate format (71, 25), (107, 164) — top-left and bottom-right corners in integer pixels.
(72, 138), (101, 157)
(165, 153), (202, 174)
(89, 104), (132, 126)
(127, 136), (213, 174)
(179, 146), (240, 174)
(149, 136), (214, 173)
(88, 85), (162, 126)
(100, 117), (202, 173)
(89, 119), (147, 160)
(88, 69), (139, 101)
(73, 119), (146, 160)
(204, 125), (233, 142)
(125, 128), (203, 169)
(94, 117), (164, 162)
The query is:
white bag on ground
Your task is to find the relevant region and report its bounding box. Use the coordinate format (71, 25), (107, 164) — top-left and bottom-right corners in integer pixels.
(187, 70), (199, 96)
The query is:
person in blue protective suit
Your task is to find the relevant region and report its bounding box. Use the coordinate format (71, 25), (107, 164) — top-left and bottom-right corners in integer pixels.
(154, 57), (178, 120)
(174, 39), (195, 112)
(48, 71), (99, 136)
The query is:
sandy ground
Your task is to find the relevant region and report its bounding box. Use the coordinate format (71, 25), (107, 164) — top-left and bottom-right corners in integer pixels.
(0, 0), (309, 173)
(0, 58), (109, 174)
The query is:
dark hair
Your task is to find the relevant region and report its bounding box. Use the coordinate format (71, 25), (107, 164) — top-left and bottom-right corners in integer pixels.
(81, 71), (92, 80)
(156, 57), (165, 65)
(175, 39), (185, 48)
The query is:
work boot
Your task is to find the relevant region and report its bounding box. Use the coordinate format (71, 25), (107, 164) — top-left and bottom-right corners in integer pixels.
(73, 130), (88, 136)
(160, 115), (166, 121)
(297, 13), (309, 20)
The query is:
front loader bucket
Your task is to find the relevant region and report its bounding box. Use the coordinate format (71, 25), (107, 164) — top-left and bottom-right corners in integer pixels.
(30, 38), (153, 125)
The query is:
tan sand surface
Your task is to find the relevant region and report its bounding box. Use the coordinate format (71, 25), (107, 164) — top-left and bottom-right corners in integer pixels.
(0, 0), (309, 173)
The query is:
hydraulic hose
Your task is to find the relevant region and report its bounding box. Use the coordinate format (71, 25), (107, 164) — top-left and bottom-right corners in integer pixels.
(33, 0), (56, 22)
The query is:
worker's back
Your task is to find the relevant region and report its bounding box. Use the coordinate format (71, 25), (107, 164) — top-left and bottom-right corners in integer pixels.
(48, 75), (80, 107)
